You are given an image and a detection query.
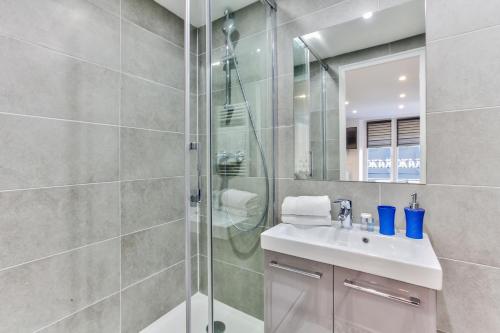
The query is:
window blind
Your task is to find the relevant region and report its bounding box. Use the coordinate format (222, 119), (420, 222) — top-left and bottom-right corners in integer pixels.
(367, 120), (392, 148)
(397, 117), (420, 146)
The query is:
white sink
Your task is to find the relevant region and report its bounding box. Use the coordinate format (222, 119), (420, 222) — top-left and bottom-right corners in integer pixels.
(261, 223), (442, 290)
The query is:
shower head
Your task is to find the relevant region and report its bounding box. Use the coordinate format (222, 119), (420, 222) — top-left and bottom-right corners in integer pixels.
(222, 10), (236, 36)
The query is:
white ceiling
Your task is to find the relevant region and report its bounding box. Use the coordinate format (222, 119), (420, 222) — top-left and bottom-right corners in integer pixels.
(154, 0), (258, 27)
(297, 0), (425, 63)
(345, 55), (421, 121)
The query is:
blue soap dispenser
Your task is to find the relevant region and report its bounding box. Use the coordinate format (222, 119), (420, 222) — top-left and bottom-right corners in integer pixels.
(404, 193), (425, 239)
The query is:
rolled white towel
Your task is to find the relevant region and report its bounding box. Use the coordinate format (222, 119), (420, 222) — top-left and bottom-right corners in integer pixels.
(220, 189), (259, 210)
(281, 214), (332, 226)
(281, 196), (331, 217)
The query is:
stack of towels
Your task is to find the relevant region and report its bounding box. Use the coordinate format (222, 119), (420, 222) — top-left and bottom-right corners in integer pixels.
(281, 196), (332, 226)
(220, 189), (260, 217)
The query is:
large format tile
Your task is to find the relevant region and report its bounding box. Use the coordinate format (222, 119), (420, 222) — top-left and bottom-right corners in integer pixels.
(122, 20), (184, 89)
(427, 109), (500, 186)
(427, 26), (500, 112)
(122, 0), (184, 47)
(121, 177), (184, 234)
(121, 74), (184, 132)
(381, 183), (500, 268)
(0, 114), (119, 191)
(38, 294), (120, 333)
(87, 0), (120, 15)
(199, 256), (264, 320)
(426, 0), (500, 41)
(437, 259), (500, 333)
(120, 127), (183, 180)
(0, 0), (120, 70)
(0, 182), (120, 270)
(122, 219), (185, 287)
(0, 37), (120, 124)
(276, 126), (295, 179)
(121, 262), (185, 333)
(0, 239), (120, 332)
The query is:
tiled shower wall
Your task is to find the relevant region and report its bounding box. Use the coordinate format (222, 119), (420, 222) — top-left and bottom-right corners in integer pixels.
(0, 0), (192, 332)
(275, 0), (500, 332)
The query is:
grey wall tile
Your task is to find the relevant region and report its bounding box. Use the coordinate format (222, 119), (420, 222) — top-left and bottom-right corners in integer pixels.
(38, 294), (120, 333)
(120, 127), (183, 180)
(122, 219), (185, 287)
(121, 74), (184, 132)
(427, 27), (500, 112)
(0, 37), (120, 124)
(0, 239), (120, 332)
(0, 114), (119, 191)
(121, 262), (185, 333)
(381, 183), (500, 268)
(87, 0), (120, 15)
(277, 126), (295, 178)
(0, 183), (119, 270)
(122, 0), (184, 47)
(121, 177), (184, 234)
(0, 0), (120, 70)
(122, 20), (184, 89)
(437, 259), (500, 333)
(427, 0), (500, 41)
(211, 258), (264, 320)
(427, 109), (500, 186)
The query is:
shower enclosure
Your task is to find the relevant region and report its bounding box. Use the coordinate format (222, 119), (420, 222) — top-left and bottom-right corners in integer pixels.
(185, 0), (277, 332)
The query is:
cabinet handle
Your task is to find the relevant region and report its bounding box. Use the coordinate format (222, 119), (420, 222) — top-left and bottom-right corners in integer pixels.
(269, 261), (322, 279)
(344, 279), (421, 307)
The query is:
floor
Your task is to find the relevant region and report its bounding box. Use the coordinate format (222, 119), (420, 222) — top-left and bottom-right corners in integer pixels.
(141, 293), (264, 333)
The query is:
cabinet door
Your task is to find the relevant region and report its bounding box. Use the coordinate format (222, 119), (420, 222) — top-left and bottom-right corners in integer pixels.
(265, 251), (333, 333)
(334, 266), (436, 333)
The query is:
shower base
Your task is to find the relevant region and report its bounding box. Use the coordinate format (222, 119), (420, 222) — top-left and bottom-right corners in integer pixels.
(141, 292), (264, 333)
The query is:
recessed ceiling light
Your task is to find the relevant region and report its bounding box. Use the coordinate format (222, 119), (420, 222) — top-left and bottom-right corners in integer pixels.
(398, 104), (405, 109)
(362, 12), (373, 19)
(256, 48), (261, 53)
(399, 93), (406, 98)
(345, 101), (350, 105)
(398, 75), (407, 81)
(352, 110), (358, 114)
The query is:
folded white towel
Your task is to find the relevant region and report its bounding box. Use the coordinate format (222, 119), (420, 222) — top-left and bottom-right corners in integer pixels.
(220, 189), (259, 210)
(281, 214), (332, 226)
(281, 196), (331, 217)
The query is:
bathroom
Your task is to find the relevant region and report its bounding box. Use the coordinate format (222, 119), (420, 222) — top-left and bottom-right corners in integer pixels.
(0, 0), (498, 332)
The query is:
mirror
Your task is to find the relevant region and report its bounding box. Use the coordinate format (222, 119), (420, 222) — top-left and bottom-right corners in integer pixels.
(293, 0), (426, 183)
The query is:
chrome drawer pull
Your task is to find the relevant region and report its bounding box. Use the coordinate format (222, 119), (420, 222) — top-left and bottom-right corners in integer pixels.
(269, 261), (322, 279)
(344, 279), (421, 307)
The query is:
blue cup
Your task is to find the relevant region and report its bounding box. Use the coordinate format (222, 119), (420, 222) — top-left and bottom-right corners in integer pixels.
(378, 205), (396, 236)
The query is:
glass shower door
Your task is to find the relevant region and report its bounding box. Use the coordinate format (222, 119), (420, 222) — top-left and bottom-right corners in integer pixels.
(202, 0), (276, 332)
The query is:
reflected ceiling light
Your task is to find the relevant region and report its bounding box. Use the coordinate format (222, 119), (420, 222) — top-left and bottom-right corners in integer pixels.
(362, 12), (373, 19)
(399, 93), (406, 98)
(398, 104), (405, 109)
(345, 101), (350, 105)
(398, 75), (407, 81)
(212, 61), (221, 66)
(256, 48), (261, 53)
(352, 110), (358, 114)
(303, 31), (321, 40)
(295, 94), (307, 99)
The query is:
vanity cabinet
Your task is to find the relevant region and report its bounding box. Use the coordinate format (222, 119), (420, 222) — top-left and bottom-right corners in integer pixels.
(265, 251), (437, 333)
(264, 251), (333, 333)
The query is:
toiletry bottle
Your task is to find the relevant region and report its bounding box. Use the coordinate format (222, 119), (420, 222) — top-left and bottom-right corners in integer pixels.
(360, 213), (372, 231)
(404, 193), (425, 239)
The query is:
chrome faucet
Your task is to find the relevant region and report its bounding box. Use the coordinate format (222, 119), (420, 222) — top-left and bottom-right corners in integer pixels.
(334, 199), (353, 229)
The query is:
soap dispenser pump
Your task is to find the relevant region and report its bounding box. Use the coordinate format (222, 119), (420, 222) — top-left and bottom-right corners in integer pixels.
(404, 193), (425, 239)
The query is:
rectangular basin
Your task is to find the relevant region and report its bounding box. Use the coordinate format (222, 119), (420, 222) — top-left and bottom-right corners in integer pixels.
(261, 223), (442, 290)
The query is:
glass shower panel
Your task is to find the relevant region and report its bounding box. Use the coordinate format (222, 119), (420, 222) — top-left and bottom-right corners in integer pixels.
(204, 1), (275, 332)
